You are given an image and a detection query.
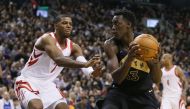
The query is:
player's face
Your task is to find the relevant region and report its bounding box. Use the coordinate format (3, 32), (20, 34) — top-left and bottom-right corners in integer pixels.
(112, 15), (129, 39)
(56, 17), (73, 38)
(161, 54), (170, 66)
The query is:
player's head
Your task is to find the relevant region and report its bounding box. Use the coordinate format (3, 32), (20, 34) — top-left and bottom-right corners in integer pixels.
(2, 91), (10, 101)
(112, 9), (136, 39)
(161, 53), (173, 66)
(54, 15), (73, 38)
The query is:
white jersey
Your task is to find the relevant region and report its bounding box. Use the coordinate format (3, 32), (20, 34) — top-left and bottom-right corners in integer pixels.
(161, 65), (182, 98)
(21, 32), (72, 82)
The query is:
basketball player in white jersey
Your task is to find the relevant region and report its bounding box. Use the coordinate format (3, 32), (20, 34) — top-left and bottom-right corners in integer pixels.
(160, 53), (187, 109)
(14, 15), (101, 109)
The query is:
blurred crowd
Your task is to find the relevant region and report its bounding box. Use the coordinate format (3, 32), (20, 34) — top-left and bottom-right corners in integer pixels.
(0, 0), (190, 109)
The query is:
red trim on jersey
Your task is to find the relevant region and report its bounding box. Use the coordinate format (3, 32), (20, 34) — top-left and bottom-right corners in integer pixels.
(55, 85), (65, 98)
(28, 49), (43, 67)
(33, 49), (43, 58)
(16, 81), (29, 85)
(15, 80), (39, 100)
(70, 40), (73, 50)
(16, 80), (39, 94)
(64, 38), (68, 49)
(58, 89), (65, 98)
(17, 86), (39, 95)
(178, 82), (182, 88)
(28, 57), (38, 67)
(51, 64), (58, 73)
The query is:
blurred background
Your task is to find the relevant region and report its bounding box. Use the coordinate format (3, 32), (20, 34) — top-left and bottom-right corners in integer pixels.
(0, 0), (189, 109)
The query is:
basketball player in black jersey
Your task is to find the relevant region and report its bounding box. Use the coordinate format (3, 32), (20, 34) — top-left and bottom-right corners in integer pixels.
(101, 10), (162, 109)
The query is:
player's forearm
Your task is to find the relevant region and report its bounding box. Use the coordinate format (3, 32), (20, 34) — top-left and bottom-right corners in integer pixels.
(112, 62), (131, 84)
(76, 56), (94, 76)
(54, 56), (86, 68)
(150, 63), (162, 83)
(107, 60), (118, 72)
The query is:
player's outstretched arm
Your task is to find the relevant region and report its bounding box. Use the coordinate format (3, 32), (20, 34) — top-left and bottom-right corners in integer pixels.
(71, 42), (102, 77)
(36, 34), (99, 68)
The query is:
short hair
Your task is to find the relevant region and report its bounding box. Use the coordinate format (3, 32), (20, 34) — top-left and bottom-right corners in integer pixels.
(114, 9), (136, 28)
(54, 14), (72, 24)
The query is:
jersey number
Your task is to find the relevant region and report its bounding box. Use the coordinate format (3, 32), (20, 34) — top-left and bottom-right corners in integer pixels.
(126, 71), (139, 81)
(167, 80), (170, 85)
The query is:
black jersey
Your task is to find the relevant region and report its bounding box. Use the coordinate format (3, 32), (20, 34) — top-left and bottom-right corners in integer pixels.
(112, 37), (153, 95)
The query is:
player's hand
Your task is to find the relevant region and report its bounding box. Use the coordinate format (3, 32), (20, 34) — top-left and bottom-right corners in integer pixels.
(181, 95), (186, 101)
(147, 44), (161, 67)
(125, 42), (141, 63)
(84, 55), (100, 68)
(147, 59), (160, 68)
(146, 55), (160, 67)
(90, 65), (103, 78)
(181, 95), (186, 106)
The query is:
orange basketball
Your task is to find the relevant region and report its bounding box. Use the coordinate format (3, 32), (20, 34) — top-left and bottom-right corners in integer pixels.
(133, 34), (159, 61)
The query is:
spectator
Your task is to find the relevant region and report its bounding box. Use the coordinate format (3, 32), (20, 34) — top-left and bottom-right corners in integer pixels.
(12, 98), (22, 109)
(0, 91), (14, 109)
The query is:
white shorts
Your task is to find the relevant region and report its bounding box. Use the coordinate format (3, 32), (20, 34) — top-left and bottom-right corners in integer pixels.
(160, 97), (185, 109)
(14, 75), (67, 109)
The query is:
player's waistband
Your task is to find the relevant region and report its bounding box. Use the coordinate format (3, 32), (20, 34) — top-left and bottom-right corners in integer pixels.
(20, 73), (53, 83)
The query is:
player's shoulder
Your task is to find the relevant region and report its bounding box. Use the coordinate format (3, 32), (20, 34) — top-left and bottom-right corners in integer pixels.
(175, 65), (183, 72)
(173, 65), (185, 77)
(41, 32), (53, 39)
(38, 32), (56, 45)
(104, 37), (119, 55)
(70, 41), (81, 51)
(42, 32), (55, 39)
(69, 40), (77, 47)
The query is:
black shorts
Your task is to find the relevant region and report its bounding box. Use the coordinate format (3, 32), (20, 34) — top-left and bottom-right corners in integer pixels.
(101, 88), (159, 109)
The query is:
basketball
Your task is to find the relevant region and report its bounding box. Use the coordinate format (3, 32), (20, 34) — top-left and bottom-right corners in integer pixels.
(133, 34), (159, 61)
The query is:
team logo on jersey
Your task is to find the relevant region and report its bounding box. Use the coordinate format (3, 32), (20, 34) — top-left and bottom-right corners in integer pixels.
(120, 55), (150, 73)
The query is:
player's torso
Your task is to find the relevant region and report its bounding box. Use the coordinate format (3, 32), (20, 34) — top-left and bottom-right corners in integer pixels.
(161, 66), (182, 97)
(112, 38), (153, 94)
(21, 32), (72, 81)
